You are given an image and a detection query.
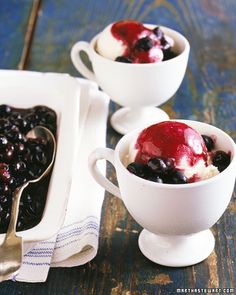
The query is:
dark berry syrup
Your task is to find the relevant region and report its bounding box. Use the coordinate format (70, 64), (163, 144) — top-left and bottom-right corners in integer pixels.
(135, 121), (208, 166)
(112, 20), (177, 63)
(0, 104), (57, 233)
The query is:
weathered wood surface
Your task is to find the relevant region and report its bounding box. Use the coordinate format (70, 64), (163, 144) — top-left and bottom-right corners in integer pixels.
(0, 0), (235, 294)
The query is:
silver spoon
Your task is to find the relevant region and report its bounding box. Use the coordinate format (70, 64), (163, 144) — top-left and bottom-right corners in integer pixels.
(0, 126), (56, 281)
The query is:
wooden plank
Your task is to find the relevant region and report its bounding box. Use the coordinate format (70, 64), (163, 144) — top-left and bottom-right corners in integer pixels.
(0, 0), (33, 69)
(0, 0), (235, 294)
(18, 0), (41, 70)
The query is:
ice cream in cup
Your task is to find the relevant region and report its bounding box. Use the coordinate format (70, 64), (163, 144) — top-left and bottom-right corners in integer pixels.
(71, 20), (190, 134)
(88, 120), (236, 267)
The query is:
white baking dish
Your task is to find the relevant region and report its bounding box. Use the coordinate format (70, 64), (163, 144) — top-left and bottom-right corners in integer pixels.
(0, 70), (80, 243)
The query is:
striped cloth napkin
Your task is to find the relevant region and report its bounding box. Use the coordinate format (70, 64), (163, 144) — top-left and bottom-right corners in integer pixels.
(11, 78), (109, 282)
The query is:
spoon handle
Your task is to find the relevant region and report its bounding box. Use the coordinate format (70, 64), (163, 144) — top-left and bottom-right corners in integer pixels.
(6, 183), (29, 238)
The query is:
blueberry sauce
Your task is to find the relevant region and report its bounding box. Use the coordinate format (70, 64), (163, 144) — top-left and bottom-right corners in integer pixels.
(0, 104), (57, 233)
(126, 121), (231, 184)
(111, 20), (177, 63)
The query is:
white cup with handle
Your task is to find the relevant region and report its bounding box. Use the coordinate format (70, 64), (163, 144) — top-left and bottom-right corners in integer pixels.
(71, 25), (190, 134)
(88, 120), (236, 267)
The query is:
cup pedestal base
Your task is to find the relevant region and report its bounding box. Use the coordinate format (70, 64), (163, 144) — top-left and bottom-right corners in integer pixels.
(138, 229), (215, 267)
(110, 107), (169, 134)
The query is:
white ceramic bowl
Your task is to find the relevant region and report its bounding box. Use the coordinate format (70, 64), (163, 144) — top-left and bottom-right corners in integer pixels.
(89, 120), (236, 266)
(71, 25), (190, 134)
(0, 70), (80, 243)
(71, 26), (189, 107)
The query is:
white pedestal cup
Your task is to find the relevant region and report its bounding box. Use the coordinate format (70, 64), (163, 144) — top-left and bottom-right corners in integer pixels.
(88, 120), (236, 267)
(71, 26), (190, 134)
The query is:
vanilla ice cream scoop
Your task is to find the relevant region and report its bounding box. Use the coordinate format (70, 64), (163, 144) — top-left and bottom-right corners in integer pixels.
(126, 121), (227, 184)
(96, 20), (175, 63)
(134, 121), (208, 167)
(96, 24), (126, 60)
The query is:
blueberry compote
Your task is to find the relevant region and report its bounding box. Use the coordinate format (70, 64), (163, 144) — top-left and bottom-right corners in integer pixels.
(127, 121), (231, 184)
(0, 104), (57, 233)
(112, 20), (177, 63)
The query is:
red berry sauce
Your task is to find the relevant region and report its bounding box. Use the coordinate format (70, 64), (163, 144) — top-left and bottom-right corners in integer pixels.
(111, 20), (173, 63)
(111, 20), (176, 63)
(135, 121), (208, 168)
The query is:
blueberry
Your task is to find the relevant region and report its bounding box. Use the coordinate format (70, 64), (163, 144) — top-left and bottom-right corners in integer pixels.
(115, 56), (132, 63)
(13, 175), (28, 187)
(28, 164), (44, 179)
(0, 183), (10, 195)
(8, 177), (17, 189)
(0, 135), (8, 147)
(9, 111), (22, 121)
(0, 163), (9, 170)
(22, 149), (34, 165)
(163, 49), (177, 61)
(160, 37), (171, 50)
(0, 118), (12, 132)
(202, 135), (214, 151)
(45, 110), (57, 123)
(148, 158), (167, 173)
(212, 150), (230, 172)
(0, 194), (11, 208)
(135, 37), (153, 51)
(165, 158), (175, 170)
(148, 157), (174, 174)
(127, 162), (151, 179)
(24, 112), (39, 129)
(12, 161), (27, 174)
(33, 105), (49, 115)
(12, 117), (29, 132)
(0, 105), (11, 117)
(27, 138), (42, 153)
(3, 143), (15, 161)
(8, 130), (25, 143)
(14, 142), (25, 155)
(5, 125), (20, 141)
(26, 140), (47, 166)
(153, 27), (164, 39)
(0, 166), (11, 183)
(35, 151), (47, 166)
(147, 175), (163, 183)
(7, 124), (19, 133)
(164, 170), (188, 184)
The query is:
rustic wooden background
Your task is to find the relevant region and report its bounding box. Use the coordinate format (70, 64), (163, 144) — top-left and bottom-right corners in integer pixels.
(0, 0), (235, 294)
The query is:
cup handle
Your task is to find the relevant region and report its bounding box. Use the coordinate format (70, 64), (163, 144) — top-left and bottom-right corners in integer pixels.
(71, 41), (96, 81)
(88, 148), (122, 199)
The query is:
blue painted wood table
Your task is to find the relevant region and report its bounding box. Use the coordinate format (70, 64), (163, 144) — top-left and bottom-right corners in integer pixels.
(0, 0), (235, 294)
